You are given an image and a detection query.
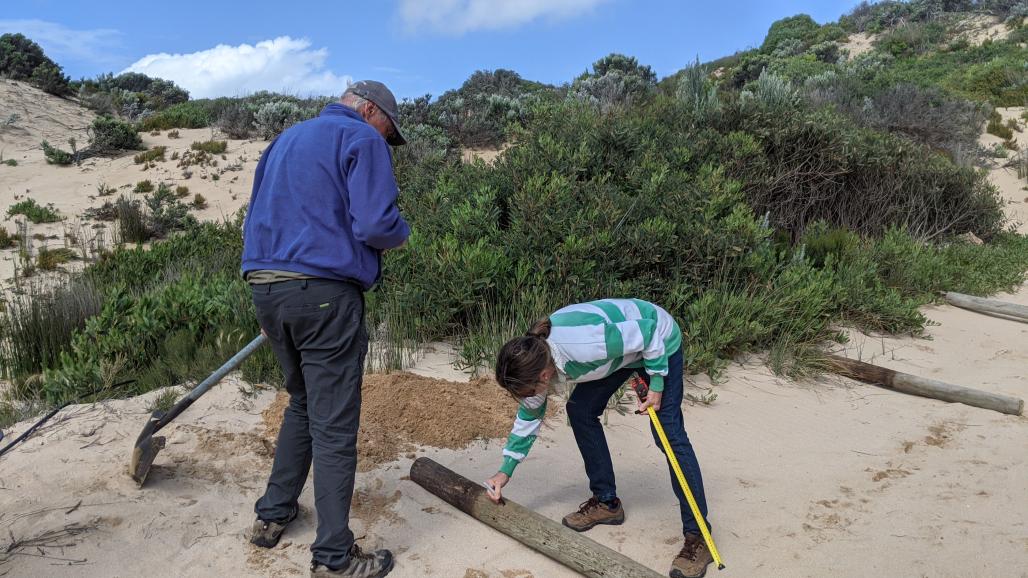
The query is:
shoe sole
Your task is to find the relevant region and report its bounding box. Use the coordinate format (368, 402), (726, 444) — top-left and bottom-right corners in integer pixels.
(670, 564), (708, 578)
(561, 512), (625, 533)
(376, 556), (396, 577)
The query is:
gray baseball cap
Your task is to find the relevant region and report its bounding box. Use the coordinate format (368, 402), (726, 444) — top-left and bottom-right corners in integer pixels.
(346, 80), (406, 146)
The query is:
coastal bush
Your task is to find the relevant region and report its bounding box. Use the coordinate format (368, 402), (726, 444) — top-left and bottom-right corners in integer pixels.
(570, 54), (657, 112)
(36, 246), (77, 270)
(88, 116), (143, 154)
(29, 62), (71, 96)
(0, 226), (16, 248)
(0, 33), (71, 95)
(987, 111), (1015, 138)
(41, 140), (74, 165)
(138, 101), (212, 131)
(253, 101), (305, 139)
(133, 146), (166, 164)
(190, 140), (227, 154)
(7, 199), (61, 223)
(217, 102), (256, 138)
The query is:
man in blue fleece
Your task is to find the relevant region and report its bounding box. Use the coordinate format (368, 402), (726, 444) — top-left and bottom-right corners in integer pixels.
(242, 80), (409, 578)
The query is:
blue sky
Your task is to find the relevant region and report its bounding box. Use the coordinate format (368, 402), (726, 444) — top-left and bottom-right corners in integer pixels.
(2, 0), (860, 99)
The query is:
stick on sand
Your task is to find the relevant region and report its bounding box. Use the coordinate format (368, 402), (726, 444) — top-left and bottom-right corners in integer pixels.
(409, 457), (663, 578)
(826, 355), (1024, 416)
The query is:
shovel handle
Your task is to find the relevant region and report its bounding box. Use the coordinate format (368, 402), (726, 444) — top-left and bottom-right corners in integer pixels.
(153, 334), (267, 432)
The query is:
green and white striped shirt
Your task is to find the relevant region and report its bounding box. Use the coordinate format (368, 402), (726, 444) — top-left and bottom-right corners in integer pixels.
(499, 299), (682, 476)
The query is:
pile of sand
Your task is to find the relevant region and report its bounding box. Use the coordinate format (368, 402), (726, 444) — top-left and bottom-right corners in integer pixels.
(261, 372), (517, 471)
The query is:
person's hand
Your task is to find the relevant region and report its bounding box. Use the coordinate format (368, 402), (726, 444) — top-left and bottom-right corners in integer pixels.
(637, 390), (662, 413)
(484, 472), (510, 504)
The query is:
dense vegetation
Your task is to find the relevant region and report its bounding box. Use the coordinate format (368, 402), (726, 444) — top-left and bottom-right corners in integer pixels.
(0, 33), (71, 95)
(2, 1), (1028, 422)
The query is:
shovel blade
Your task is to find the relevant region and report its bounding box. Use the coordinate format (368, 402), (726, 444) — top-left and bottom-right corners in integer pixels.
(129, 412), (167, 486)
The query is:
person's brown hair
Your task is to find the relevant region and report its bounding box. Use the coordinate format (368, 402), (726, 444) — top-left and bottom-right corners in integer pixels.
(495, 318), (553, 399)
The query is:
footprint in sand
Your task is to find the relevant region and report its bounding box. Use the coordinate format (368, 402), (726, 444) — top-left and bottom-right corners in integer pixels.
(871, 467), (912, 482)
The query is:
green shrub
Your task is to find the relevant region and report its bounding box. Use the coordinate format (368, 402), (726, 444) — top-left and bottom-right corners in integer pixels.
(0, 33), (71, 95)
(146, 183), (198, 237)
(88, 116), (143, 154)
(36, 246), (78, 270)
(133, 146), (166, 164)
(191, 193), (208, 209)
(762, 14), (821, 54)
(0, 226), (16, 248)
(7, 198), (61, 223)
(174, 185), (190, 198)
(253, 101), (305, 139)
(29, 62), (71, 96)
(41, 140), (73, 165)
(137, 101), (212, 131)
(168, 130), (180, 139)
(216, 102), (256, 138)
(134, 179), (154, 193)
(570, 54), (657, 113)
(82, 201), (118, 222)
(873, 40), (1028, 106)
(875, 21), (947, 57)
(116, 195), (149, 243)
(1, 33), (50, 79)
(987, 112), (1015, 139)
(722, 95), (1005, 240)
(190, 140), (227, 154)
(3, 158), (17, 166)
(0, 277), (103, 382)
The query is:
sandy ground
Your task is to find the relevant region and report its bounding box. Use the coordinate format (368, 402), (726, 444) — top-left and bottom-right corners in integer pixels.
(0, 79), (264, 285)
(2, 79), (1028, 578)
(841, 15), (1018, 62)
(1, 314), (1026, 578)
(982, 107), (1027, 234)
(840, 32), (875, 60)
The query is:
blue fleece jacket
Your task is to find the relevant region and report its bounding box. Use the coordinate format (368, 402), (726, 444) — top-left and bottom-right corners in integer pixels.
(241, 103), (410, 289)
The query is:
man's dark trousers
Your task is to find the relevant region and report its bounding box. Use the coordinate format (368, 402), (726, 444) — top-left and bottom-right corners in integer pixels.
(252, 278), (367, 569)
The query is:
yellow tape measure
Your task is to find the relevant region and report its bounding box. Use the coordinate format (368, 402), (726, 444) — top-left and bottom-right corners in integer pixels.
(647, 405), (725, 570)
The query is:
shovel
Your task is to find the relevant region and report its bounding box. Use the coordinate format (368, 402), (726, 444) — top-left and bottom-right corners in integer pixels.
(129, 334), (267, 486)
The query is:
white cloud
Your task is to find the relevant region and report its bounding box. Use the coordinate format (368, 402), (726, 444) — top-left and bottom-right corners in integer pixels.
(0, 19), (121, 67)
(122, 36), (351, 98)
(398, 0), (607, 35)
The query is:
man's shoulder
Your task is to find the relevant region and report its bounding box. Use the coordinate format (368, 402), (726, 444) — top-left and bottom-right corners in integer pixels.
(295, 113), (382, 143)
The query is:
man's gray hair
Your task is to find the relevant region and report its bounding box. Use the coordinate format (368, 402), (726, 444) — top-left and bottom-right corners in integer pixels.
(340, 89), (369, 110)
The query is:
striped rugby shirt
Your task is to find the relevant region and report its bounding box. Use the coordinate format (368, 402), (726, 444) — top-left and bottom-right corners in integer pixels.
(499, 299), (683, 476)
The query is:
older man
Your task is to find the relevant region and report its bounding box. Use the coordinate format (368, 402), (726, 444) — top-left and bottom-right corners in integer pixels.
(242, 81), (409, 578)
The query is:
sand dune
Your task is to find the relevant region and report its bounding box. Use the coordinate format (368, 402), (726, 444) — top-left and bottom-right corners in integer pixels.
(1, 84), (1027, 578)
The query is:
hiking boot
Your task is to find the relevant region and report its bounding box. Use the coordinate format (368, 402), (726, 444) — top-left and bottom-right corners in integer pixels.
(561, 497), (625, 532)
(670, 533), (714, 578)
(310, 544), (394, 578)
(248, 507), (297, 548)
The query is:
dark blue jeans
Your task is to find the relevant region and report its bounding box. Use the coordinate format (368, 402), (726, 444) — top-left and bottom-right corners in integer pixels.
(566, 349), (711, 536)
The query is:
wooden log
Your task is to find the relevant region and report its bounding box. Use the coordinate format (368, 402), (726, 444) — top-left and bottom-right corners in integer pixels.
(826, 355), (1023, 416)
(944, 292), (1028, 323)
(409, 457), (663, 578)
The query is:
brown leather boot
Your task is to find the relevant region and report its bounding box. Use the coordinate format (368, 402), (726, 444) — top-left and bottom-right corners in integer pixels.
(561, 497), (625, 532)
(670, 533), (714, 578)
